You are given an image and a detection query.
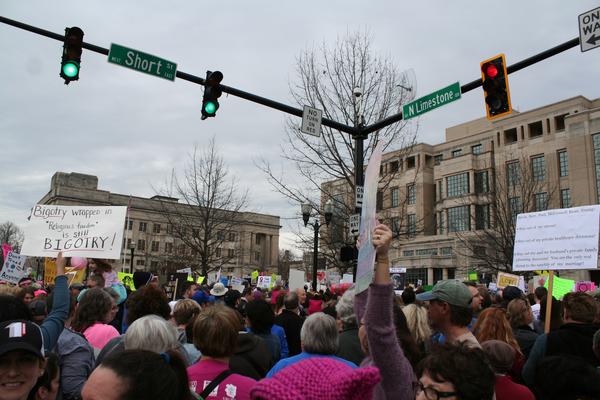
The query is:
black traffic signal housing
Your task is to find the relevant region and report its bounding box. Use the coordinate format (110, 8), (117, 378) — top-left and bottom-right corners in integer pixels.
(60, 27), (84, 84)
(480, 54), (512, 120)
(340, 245), (358, 262)
(201, 70), (223, 120)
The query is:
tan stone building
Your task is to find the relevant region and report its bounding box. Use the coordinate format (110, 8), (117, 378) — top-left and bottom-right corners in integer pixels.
(38, 172), (281, 278)
(323, 95), (600, 285)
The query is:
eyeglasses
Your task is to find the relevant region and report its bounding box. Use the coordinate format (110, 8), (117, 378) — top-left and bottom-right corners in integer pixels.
(416, 381), (457, 400)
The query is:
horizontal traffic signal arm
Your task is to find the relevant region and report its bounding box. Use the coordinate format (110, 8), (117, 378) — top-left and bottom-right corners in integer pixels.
(0, 15), (582, 137)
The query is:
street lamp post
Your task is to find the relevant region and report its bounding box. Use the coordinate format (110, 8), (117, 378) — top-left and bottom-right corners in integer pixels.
(301, 200), (334, 292)
(129, 242), (136, 272)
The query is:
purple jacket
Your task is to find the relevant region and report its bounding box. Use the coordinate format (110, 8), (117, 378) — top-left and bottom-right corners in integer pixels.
(355, 283), (416, 400)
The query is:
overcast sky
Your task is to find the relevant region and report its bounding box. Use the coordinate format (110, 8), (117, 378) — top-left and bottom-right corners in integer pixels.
(1, 1), (599, 253)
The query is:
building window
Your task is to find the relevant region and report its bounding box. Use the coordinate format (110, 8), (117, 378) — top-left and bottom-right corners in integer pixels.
(507, 161), (520, 187)
(165, 242), (173, 253)
(137, 239), (145, 251)
(440, 247), (452, 256)
(391, 217), (401, 238)
(391, 187), (399, 208)
(166, 224), (173, 234)
(447, 173), (469, 197)
(475, 171), (489, 194)
(504, 128), (518, 144)
(559, 188), (571, 208)
(407, 214), (416, 237)
(447, 206), (470, 232)
(555, 114), (567, 131)
(509, 197), (522, 220)
(150, 261), (158, 269)
(216, 247), (222, 258)
(438, 212), (445, 234)
(139, 222), (147, 232)
(228, 232), (236, 242)
(191, 228), (199, 237)
(255, 235), (262, 245)
(126, 238), (132, 249)
(433, 269), (443, 284)
(217, 231), (225, 240)
(416, 248), (438, 256)
(389, 161), (399, 173)
(528, 121), (543, 138)
(558, 150), (569, 177)
(471, 144), (483, 155)
(406, 268), (427, 286)
(151, 241), (159, 252)
(407, 184), (416, 205)
(437, 180), (443, 201)
(152, 224), (161, 234)
(376, 191), (384, 211)
(451, 149), (463, 158)
(254, 251), (260, 262)
(403, 250), (414, 257)
(136, 259), (145, 266)
(447, 269), (456, 279)
(434, 154), (443, 165)
(535, 192), (549, 211)
(407, 156), (416, 169)
(475, 204), (490, 230)
(228, 248), (235, 258)
(531, 155), (546, 182)
(127, 220), (133, 230)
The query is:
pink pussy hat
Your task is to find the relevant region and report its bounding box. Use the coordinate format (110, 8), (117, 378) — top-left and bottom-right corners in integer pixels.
(250, 357), (381, 400)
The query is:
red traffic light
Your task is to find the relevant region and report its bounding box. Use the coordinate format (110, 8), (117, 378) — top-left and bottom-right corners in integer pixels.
(480, 54), (512, 120)
(484, 63), (498, 78)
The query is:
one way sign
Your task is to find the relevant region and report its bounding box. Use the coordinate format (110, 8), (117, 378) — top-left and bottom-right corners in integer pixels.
(579, 7), (600, 52)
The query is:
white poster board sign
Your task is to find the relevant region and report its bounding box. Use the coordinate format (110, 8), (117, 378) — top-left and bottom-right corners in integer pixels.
(513, 206), (600, 271)
(0, 252), (28, 284)
(257, 275), (271, 289)
(288, 269), (305, 291)
(340, 274), (353, 284)
(21, 205), (127, 259)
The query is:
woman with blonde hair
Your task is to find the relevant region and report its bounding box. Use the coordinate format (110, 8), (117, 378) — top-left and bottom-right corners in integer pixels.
(507, 298), (539, 358)
(402, 302), (432, 353)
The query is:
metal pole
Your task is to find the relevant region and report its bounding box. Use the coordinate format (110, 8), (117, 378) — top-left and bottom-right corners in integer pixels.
(130, 247), (134, 271)
(312, 221), (319, 292)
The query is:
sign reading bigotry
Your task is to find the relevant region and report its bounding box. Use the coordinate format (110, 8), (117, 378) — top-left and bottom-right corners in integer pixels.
(21, 205), (127, 259)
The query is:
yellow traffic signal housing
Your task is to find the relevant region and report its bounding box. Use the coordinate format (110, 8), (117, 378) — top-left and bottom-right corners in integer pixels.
(480, 54), (512, 120)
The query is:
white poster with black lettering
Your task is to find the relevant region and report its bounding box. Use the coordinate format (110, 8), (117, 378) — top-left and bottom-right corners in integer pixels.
(21, 205), (128, 259)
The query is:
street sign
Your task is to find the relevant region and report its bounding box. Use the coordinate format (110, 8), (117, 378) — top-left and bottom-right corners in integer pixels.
(300, 106), (322, 137)
(402, 82), (461, 120)
(349, 213), (360, 236)
(108, 43), (177, 81)
(579, 7), (600, 52)
(355, 186), (364, 208)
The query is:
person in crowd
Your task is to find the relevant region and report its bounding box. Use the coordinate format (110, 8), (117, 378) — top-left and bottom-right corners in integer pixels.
(28, 300), (47, 326)
(95, 284), (172, 365)
(295, 287), (308, 317)
(27, 353), (60, 400)
(507, 298), (539, 358)
(210, 282), (228, 304)
(18, 277), (33, 289)
(274, 291), (304, 357)
(270, 281), (284, 306)
(0, 320), (47, 400)
(307, 293), (322, 315)
(416, 342), (495, 400)
(533, 354), (600, 400)
(124, 315), (179, 355)
(267, 312), (356, 377)
(532, 286), (548, 321)
(416, 279), (479, 348)
(273, 291), (286, 315)
(172, 299), (202, 364)
(230, 325), (274, 380)
(250, 357), (380, 400)
(82, 349), (192, 400)
(245, 299), (282, 362)
(71, 288), (119, 357)
(400, 286), (416, 306)
(238, 287), (253, 317)
(46, 292), (94, 400)
(481, 340), (534, 400)
(187, 305), (256, 400)
(334, 286), (365, 366)
(499, 286), (524, 309)
(354, 223), (416, 400)
(180, 281), (198, 300)
(523, 291), (600, 385)
(478, 286), (493, 310)
(0, 252), (69, 353)
(86, 275), (105, 290)
(132, 271), (155, 290)
(69, 283), (85, 299)
(224, 289), (242, 313)
(402, 302), (432, 355)
(392, 297), (423, 370)
(17, 287), (36, 306)
(534, 294), (563, 334)
(464, 281), (483, 325)
(102, 287), (121, 333)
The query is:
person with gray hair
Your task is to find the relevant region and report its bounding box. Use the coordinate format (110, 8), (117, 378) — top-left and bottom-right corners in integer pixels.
(335, 286), (365, 365)
(124, 314), (179, 354)
(266, 312), (357, 377)
(274, 291), (304, 356)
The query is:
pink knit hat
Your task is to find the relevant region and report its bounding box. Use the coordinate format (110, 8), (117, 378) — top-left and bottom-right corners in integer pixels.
(250, 357), (381, 400)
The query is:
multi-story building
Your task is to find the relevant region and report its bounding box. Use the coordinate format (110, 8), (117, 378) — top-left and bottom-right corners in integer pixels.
(323, 95), (600, 285)
(38, 172), (281, 277)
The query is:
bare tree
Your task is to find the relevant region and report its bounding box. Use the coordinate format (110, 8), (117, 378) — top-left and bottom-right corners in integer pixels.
(258, 30), (418, 270)
(154, 138), (248, 277)
(455, 155), (558, 273)
(0, 221), (24, 254)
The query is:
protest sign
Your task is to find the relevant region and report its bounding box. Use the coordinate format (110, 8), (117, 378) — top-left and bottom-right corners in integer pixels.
(289, 269), (306, 290)
(576, 281), (597, 292)
(230, 276), (243, 286)
(257, 275), (271, 289)
(544, 275), (575, 300)
(118, 272), (136, 291)
(356, 141), (384, 294)
(164, 273), (188, 301)
(44, 258), (57, 285)
(497, 272), (520, 289)
(251, 270), (259, 282)
(2, 243), (13, 262)
(340, 274), (354, 284)
(0, 252), (27, 284)
(468, 271), (478, 281)
(488, 282), (498, 292)
(513, 206), (600, 271)
(196, 276), (204, 284)
(21, 205), (127, 259)
(65, 267), (85, 286)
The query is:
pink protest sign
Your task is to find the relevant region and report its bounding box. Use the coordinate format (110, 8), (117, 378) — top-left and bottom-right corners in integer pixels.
(2, 243), (13, 261)
(575, 281), (596, 292)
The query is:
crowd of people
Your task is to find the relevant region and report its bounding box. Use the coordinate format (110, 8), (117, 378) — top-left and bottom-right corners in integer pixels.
(2, 222), (600, 399)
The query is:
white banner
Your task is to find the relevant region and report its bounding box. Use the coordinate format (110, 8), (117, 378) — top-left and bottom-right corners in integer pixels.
(257, 275), (272, 289)
(0, 252), (28, 284)
(21, 205), (127, 259)
(513, 205), (600, 271)
(288, 269), (305, 291)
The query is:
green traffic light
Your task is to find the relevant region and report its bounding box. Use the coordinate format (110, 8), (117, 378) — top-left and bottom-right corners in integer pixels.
(62, 62), (79, 78)
(204, 101), (217, 115)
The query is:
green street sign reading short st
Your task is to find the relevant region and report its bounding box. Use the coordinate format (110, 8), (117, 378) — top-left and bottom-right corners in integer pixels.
(402, 82), (461, 120)
(108, 43), (177, 81)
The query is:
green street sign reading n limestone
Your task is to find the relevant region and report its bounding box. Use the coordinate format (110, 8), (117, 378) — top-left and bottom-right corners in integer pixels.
(402, 82), (461, 120)
(108, 43), (177, 81)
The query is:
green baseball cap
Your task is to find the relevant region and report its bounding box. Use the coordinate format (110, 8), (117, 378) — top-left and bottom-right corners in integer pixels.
(416, 279), (472, 308)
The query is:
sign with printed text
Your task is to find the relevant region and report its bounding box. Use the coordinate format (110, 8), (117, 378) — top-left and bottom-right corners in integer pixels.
(355, 186), (364, 208)
(257, 275), (271, 289)
(497, 272), (520, 289)
(513, 206), (600, 271)
(108, 43), (177, 81)
(21, 205), (127, 259)
(300, 106), (322, 137)
(44, 258), (56, 285)
(402, 82), (461, 120)
(349, 213), (360, 236)
(579, 7), (600, 52)
(0, 252), (27, 284)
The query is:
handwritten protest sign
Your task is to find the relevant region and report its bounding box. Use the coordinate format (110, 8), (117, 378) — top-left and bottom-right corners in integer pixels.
(544, 275), (575, 299)
(164, 273), (188, 301)
(21, 205), (127, 259)
(513, 206), (600, 271)
(0, 252), (27, 284)
(497, 272), (520, 289)
(2, 243), (13, 262)
(257, 276), (271, 289)
(44, 258), (57, 285)
(356, 142), (384, 294)
(251, 270), (259, 282)
(575, 281), (596, 292)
